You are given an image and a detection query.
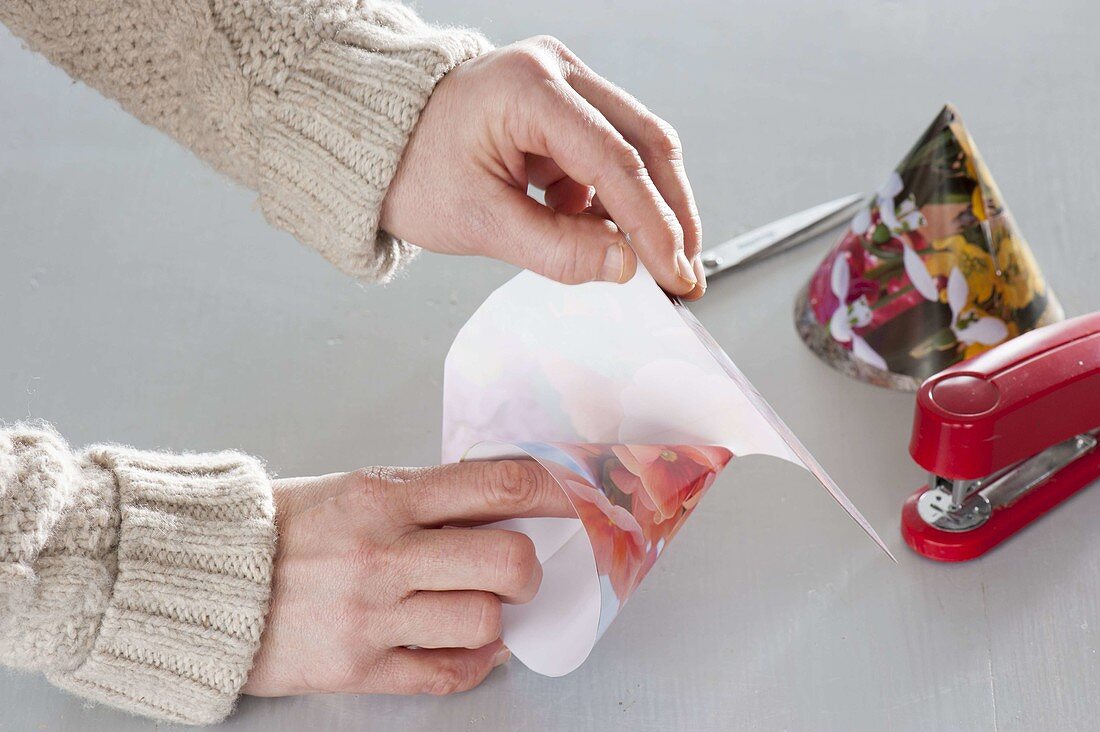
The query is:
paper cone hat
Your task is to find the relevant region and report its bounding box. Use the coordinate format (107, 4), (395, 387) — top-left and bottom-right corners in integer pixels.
(443, 267), (891, 677)
(795, 104), (1063, 390)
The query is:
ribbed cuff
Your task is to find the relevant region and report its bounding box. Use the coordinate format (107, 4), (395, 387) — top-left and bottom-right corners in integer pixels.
(258, 3), (492, 282)
(49, 448), (276, 726)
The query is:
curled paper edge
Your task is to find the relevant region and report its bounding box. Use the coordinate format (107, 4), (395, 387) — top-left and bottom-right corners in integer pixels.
(442, 266), (894, 562)
(672, 300), (897, 562)
(463, 441), (601, 677)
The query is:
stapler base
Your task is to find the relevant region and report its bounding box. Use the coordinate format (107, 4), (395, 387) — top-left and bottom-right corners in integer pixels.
(901, 441), (1100, 561)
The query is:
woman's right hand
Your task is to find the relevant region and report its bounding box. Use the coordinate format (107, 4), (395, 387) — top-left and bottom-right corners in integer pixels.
(242, 460), (573, 697)
(381, 35), (706, 299)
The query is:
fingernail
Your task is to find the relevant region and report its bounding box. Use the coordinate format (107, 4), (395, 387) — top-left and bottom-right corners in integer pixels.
(675, 250), (697, 287)
(692, 254), (707, 294)
(493, 646), (511, 667)
(598, 241), (627, 283)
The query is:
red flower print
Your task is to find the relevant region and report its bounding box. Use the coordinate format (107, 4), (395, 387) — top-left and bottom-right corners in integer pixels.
(562, 478), (647, 601)
(609, 445), (732, 523)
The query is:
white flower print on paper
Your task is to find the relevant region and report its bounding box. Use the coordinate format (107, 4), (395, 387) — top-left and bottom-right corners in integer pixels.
(827, 253), (888, 370)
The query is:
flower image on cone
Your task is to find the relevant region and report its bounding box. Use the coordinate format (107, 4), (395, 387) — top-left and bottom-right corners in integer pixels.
(797, 104), (1063, 387)
(549, 443), (733, 609)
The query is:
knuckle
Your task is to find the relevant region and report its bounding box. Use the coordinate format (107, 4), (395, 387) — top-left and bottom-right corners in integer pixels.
(425, 660), (475, 696)
(349, 467), (395, 508)
(545, 233), (590, 285)
(466, 592), (503, 646)
(479, 460), (543, 513)
(509, 40), (557, 79)
(492, 531), (538, 593)
(643, 115), (682, 159)
(349, 466), (426, 530)
(530, 34), (565, 53)
(609, 137), (646, 175)
(662, 210), (686, 249)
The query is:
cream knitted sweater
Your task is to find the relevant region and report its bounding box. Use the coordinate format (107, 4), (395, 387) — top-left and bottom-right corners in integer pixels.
(1, 426), (275, 724)
(0, 0), (490, 725)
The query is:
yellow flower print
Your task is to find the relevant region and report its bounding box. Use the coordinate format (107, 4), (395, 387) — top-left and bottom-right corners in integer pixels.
(927, 232), (1046, 313)
(995, 234), (1045, 309)
(971, 183), (986, 222)
(926, 235), (997, 302)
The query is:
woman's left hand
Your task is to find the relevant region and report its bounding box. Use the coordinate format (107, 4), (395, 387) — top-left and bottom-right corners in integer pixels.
(242, 460), (572, 697)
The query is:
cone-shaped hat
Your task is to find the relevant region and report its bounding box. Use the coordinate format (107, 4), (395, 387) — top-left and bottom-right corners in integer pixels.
(795, 104), (1063, 390)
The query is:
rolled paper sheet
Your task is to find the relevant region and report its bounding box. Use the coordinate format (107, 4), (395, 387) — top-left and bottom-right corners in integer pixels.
(444, 267), (892, 676)
(463, 440), (731, 677)
(795, 104), (1064, 391)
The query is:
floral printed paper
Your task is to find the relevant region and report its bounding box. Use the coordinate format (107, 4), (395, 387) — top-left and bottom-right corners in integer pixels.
(795, 104), (1063, 390)
(444, 267), (890, 676)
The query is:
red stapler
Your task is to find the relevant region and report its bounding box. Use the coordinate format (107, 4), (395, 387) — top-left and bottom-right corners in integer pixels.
(901, 312), (1100, 561)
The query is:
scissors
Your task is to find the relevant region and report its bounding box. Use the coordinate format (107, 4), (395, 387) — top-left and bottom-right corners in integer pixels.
(699, 193), (865, 278)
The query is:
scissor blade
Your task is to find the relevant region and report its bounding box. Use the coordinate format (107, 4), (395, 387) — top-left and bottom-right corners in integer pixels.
(700, 193), (865, 277)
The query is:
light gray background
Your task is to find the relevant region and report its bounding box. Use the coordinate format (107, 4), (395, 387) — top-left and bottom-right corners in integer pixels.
(2, 1), (1099, 730)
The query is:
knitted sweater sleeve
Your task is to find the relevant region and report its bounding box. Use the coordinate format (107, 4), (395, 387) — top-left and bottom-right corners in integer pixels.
(0, 1), (491, 281)
(0, 424), (276, 725)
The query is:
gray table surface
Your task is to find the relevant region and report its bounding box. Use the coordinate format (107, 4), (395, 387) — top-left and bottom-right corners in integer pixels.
(3, 1), (1099, 730)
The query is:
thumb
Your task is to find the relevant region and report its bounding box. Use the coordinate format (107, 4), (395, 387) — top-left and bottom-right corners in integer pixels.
(482, 190), (638, 285)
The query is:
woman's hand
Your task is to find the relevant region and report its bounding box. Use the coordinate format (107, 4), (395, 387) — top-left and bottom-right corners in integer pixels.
(242, 460), (573, 697)
(381, 35), (706, 299)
